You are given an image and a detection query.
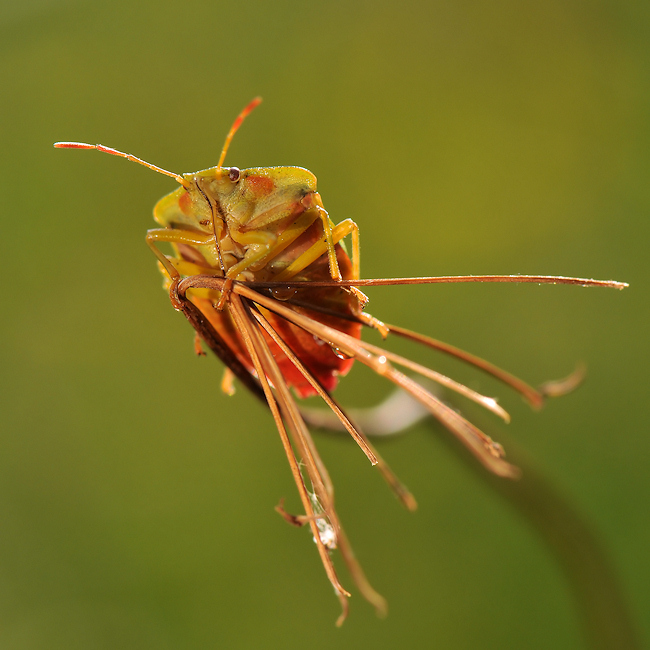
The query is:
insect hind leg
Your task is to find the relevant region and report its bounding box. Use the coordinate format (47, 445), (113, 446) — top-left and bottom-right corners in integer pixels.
(273, 218), (360, 282)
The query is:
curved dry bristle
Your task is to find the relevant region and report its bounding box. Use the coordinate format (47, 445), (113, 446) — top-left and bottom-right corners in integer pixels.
(384, 323), (545, 409)
(251, 307), (418, 511)
(539, 363), (587, 398)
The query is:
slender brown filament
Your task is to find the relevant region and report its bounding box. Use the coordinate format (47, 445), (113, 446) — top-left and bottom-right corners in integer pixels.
(180, 276), (521, 478)
(227, 293), (351, 623)
(174, 271), (626, 619)
(251, 306), (417, 511)
(246, 275), (628, 289)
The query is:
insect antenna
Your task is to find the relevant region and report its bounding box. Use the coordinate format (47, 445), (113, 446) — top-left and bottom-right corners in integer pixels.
(53, 142), (189, 188)
(215, 96), (263, 176)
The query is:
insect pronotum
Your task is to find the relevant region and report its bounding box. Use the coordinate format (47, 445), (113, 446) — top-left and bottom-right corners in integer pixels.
(55, 98), (627, 625)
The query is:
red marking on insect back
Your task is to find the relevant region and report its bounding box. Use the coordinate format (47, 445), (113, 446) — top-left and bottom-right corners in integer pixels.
(247, 175), (275, 197)
(178, 190), (193, 215)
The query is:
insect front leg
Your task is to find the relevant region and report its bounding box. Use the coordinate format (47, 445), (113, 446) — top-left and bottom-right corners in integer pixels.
(210, 228), (279, 310)
(145, 228), (216, 281)
(146, 227), (221, 311)
(224, 228), (278, 280)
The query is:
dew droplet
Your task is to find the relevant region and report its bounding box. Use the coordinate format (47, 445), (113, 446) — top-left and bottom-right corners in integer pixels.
(375, 355), (389, 376)
(271, 286), (297, 301)
(331, 347), (352, 360)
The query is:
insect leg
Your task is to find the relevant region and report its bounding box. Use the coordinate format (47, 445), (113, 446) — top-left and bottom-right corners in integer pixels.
(246, 210), (321, 273)
(315, 205), (342, 281)
(272, 218), (360, 282)
(146, 228), (216, 281)
(220, 367), (237, 396)
(341, 218), (360, 281)
(193, 332), (206, 356)
(225, 229), (278, 280)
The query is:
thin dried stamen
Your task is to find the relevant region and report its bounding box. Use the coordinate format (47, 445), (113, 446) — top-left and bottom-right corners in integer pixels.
(385, 324), (545, 409)
(353, 338), (511, 422)
(227, 294), (351, 623)
(251, 309), (377, 464)
(179, 276), (520, 479)
(247, 275), (628, 290)
(238, 284), (519, 477)
(251, 307), (417, 511)
(538, 363), (586, 397)
(237, 300), (388, 617)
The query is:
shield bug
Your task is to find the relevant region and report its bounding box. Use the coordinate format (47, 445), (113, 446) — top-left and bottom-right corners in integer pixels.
(55, 99), (627, 624)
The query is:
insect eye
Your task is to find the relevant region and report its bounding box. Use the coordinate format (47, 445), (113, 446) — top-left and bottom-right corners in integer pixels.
(228, 167), (241, 182)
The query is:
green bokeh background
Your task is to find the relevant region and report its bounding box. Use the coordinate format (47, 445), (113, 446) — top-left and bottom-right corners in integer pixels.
(1, 1), (647, 648)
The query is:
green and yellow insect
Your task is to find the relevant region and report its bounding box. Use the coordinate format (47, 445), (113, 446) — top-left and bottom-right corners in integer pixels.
(55, 99), (626, 624)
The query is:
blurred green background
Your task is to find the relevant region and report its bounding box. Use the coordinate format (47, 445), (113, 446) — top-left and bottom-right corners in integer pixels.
(1, 0), (647, 648)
